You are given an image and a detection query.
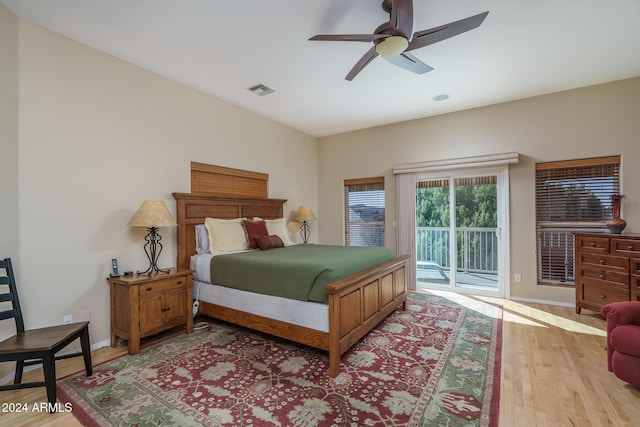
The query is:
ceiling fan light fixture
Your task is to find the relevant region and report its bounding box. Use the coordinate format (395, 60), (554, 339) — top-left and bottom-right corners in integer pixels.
(375, 35), (408, 57)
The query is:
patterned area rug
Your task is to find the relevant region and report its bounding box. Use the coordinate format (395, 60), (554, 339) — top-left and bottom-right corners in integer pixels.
(58, 291), (502, 426)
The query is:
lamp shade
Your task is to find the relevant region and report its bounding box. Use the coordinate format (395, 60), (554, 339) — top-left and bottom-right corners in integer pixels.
(127, 201), (177, 228)
(294, 206), (317, 222)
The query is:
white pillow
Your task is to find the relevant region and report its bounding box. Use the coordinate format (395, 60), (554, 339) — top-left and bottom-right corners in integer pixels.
(254, 217), (292, 245)
(204, 218), (247, 253)
(195, 224), (210, 254)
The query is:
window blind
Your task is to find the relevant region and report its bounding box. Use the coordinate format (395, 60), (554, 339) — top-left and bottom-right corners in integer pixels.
(416, 176), (497, 189)
(344, 177), (385, 247)
(535, 155), (620, 285)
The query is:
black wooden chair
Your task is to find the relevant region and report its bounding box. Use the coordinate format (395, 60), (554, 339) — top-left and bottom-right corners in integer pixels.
(0, 258), (93, 411)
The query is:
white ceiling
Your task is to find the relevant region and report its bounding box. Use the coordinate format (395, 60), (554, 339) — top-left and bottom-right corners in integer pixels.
(2, 0), (640, 137)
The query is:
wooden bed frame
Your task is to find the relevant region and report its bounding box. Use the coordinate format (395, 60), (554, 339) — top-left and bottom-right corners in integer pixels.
(172, 191), (408, 377)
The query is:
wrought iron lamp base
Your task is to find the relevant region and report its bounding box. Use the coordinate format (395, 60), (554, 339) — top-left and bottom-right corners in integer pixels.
(137, 227), (170, 275)
(299, 221), (311, 244)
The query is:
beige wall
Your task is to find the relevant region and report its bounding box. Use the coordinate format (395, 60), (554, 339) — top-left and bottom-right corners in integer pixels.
(0, 3), (19, 383)
(9, 20), (317, 358)
(0, 4), (18, 257)
(318, 77), (640, 304)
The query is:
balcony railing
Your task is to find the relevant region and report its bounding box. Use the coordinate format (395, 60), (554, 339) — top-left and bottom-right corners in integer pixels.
(417, 226), (498, 274)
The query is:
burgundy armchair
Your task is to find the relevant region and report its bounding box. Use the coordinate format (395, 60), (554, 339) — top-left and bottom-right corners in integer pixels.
(601, 301), (640, 387)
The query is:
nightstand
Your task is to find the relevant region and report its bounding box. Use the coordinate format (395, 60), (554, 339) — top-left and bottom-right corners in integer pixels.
(107, 268), (193, 354)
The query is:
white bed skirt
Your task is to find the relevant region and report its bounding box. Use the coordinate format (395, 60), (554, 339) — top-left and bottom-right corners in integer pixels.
(192, 280), (329, 333)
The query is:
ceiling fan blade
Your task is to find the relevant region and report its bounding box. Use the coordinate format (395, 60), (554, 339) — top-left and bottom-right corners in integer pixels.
(345, 47), (379, 81)
(407, 11), (489, 51)
(309, 34), (388, 42)
(384, 52), (433, 74)
(390, 0), (413, 38)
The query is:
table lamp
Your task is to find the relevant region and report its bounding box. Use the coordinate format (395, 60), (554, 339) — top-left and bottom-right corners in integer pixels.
(128, 200), (177, 275)
(294, 206), (317, 244)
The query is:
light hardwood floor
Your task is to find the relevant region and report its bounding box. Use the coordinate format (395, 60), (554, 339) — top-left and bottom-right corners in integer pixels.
(478, 295), (640, 427)
(0, 295), (639, 426)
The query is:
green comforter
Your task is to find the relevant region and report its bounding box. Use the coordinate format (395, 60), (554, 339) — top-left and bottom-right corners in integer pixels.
(210, 244), (396, 303)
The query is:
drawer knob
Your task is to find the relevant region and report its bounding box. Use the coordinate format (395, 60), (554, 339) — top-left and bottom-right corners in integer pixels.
(590, 242), (596, 247)
(599, 259), (605, 264)
(161, 306), (170, 312)
(629, 245), (634, 250)
(146, 286), (152, 291)
(599, 274), (605, 279)
(599, 295), (606, 299)
(177, 280), (182, 285)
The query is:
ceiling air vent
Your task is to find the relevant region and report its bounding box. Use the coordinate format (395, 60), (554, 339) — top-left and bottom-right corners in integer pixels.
(248, 84), (274, 96)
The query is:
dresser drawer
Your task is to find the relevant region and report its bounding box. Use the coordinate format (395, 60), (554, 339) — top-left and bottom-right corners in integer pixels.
(630, 259), (640, 275)
(579, 282), (629, 306)
(578, 253), (629, 271)
(575, 235), (610, 253)
(579, 267), (629, 286)
(631, 275), (640, 292)
(581, 275), (629, 291)
(612, 238), (640, 257)
(139, 276), (187, 296)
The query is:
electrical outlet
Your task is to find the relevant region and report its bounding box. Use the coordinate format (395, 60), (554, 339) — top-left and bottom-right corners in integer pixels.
(514, 273), (522, 283)
(63, 314), (73, 324)
(192, 301), (200, 318)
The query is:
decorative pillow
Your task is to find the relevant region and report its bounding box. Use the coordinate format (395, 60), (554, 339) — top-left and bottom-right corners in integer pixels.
(255, 234), (284, 251)
(195, 224), (210, 254)
(204, 217), (247, 253)
(242, 220), (269, 249)
(253, 217), (293, 245)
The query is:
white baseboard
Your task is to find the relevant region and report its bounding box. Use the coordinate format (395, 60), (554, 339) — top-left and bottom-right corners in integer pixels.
(509, 296), (575, 308)
(0, 338), (111, 386)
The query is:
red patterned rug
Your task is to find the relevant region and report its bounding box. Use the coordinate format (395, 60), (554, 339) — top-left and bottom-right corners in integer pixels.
(58, 291), (502, 426)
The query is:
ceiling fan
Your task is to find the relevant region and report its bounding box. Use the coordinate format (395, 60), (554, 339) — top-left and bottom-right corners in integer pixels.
(309, 0), (489, 81)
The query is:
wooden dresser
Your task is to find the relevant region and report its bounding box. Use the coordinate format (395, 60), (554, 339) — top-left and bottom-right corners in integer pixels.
(574, 232), (640, 314)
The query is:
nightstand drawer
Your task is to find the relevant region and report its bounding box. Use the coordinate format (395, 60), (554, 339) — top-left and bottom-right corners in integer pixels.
(139, 277), (187, 296)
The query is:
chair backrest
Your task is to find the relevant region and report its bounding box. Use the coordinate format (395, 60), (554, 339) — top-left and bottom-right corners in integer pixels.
(0, 258), (26, 333)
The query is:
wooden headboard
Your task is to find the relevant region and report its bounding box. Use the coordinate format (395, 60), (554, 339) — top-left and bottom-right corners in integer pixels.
(172, 193), (286, 269)
(174, 163), (286, 268)
(190, 162), (268, 198)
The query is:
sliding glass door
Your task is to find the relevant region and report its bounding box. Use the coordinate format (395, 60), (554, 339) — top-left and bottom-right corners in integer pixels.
(416, 167), (507, 296)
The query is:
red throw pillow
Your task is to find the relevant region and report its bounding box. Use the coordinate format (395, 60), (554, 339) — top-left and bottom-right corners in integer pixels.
(255, 235), (284, 251)
(242, 220), (268, 249)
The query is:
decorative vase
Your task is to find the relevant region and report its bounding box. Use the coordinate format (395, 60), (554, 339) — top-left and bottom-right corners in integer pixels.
(606, 196), (627, 234)
(606, 217), (627, 234)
